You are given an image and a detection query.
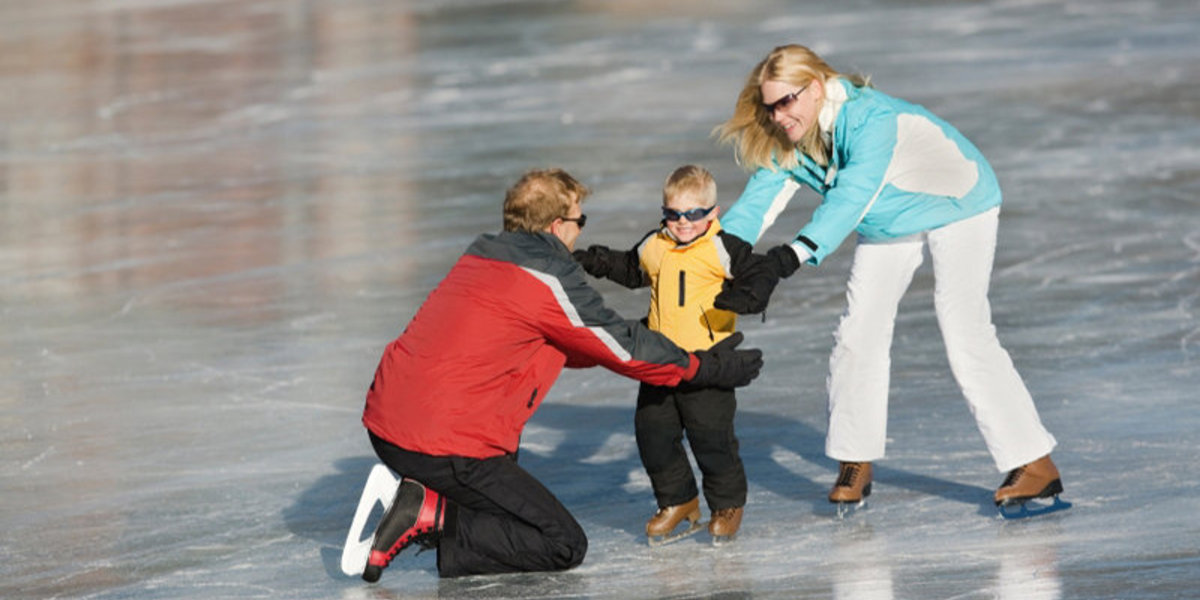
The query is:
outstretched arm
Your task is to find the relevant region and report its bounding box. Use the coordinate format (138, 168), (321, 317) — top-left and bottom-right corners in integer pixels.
(572, 230), (653, 289)
(712, 231), (781, 315)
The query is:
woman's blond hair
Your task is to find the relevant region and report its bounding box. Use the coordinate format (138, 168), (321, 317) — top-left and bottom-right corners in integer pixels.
(503, 168), (590, 232)
(713, 44), (868, 171)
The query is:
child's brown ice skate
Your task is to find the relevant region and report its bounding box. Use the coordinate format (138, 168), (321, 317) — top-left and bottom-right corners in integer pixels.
(708, 506), (743, 546)
(646, 497), (703, 547)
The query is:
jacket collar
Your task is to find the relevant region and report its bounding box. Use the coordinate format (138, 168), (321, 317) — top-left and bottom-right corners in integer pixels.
(818, 76), (849, 148)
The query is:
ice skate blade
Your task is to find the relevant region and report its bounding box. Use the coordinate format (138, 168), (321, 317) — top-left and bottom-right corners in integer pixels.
(647, 520), (705, 547)
(997, 495), (1071, 520)
(834, 499), (867, 519)
(710, 533), (736, 547)
(341, 463), (400, 576)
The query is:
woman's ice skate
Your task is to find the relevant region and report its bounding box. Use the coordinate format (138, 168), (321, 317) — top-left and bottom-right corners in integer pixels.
(829, 462), (872, 518)
(995, 455), (1070, 519)
(646, 497), (703, 546)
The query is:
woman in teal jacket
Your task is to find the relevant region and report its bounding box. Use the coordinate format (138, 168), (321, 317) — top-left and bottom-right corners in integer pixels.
(716, 44), (1064, 513)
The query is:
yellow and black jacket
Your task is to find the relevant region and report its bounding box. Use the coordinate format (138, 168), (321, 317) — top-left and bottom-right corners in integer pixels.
(575, 220), (773, 352)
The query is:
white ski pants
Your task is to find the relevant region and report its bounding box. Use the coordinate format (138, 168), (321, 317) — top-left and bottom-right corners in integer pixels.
(825, 207), (1057, 472)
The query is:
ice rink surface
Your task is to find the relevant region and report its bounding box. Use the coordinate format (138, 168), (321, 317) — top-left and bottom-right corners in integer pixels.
(2, 0), (1198, 598)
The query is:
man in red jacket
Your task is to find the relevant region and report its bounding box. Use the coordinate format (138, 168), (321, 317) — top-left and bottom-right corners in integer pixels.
(359, 168), (763, 582)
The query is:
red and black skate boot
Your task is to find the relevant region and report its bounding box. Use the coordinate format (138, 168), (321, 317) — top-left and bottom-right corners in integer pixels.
(361, 478), (446, 583)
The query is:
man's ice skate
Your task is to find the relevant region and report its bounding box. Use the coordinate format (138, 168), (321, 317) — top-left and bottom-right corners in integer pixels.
(708, 506), (743, 546)
(646, 497), (703, 547)
(995, 455), (1070, 519)
(829, 461), (872, 518)
(361, 477), (446, 583)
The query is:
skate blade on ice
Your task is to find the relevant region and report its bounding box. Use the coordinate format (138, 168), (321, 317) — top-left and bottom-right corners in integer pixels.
(833, 498), (867, 519)
(998, 495), (1071, 520)
(711, 532), (736, 547)
(340, 463), (400, 576)
(647, 520), (705, 547)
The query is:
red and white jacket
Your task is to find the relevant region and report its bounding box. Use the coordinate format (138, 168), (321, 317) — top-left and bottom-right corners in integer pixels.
(363, 231), (700, 458)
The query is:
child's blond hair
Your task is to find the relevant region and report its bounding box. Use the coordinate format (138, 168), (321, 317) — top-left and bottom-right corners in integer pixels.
(662, 165), (717, 208)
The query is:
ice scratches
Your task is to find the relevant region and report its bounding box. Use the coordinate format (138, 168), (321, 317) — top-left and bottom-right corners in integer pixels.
(21, 445), (54, 471)
(518, 423), (565, 458)
(579, 432), (637, 464)
(621, 468), (651, 494)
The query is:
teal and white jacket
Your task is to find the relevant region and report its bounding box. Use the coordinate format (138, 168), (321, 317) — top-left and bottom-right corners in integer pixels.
(721, 78), (1002, 266)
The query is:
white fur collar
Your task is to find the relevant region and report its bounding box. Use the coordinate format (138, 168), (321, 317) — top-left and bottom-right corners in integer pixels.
(818, 76), (848, 144)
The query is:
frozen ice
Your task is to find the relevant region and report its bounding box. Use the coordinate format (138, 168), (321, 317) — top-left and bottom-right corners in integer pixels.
(2, 0), (1198, 598)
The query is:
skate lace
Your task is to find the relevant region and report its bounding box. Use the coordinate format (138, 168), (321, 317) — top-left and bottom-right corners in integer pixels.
(412, 529), (440, 554)
(382, 526), (439, 563)
(835, 463), (862, 488)
(1000, 466), (1026, 488)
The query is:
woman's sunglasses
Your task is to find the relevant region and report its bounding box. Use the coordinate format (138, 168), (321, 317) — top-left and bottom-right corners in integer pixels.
(662, 205), (715, 222)
(762, 84), (809, 114)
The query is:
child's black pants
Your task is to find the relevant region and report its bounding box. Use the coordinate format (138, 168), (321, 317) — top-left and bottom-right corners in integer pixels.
(634, 383), (747, 511)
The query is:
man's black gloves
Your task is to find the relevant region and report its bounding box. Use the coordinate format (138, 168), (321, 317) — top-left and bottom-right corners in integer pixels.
(688, 332), (763, 389)
(572, 245), (612, 277)
(767, 244), (802, 278)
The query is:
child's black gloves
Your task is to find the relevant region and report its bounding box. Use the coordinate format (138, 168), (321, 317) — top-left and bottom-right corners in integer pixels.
(572, 245), (612, 277)
(767, 244), (802, 278)
(688, 332), (763, 389)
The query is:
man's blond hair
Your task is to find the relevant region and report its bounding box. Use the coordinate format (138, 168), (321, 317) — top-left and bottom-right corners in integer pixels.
(503, 168), (589, 232)
(663, 164), (717, 207)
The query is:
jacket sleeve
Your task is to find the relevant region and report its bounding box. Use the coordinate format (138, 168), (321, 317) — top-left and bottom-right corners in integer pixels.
(721, 168), (802, 245)
(529, 263), (698, 384)
(797, 108), (897, 265)
(717, 231), (780, 308)
(719, 232), (774, 282)
(599, 231), (653, 289)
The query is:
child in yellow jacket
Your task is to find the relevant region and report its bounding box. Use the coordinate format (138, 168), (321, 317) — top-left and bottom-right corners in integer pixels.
(573, 165), (779, 545)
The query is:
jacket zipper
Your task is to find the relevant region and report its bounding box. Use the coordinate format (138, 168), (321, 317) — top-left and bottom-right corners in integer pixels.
(678, 270), (686, 307)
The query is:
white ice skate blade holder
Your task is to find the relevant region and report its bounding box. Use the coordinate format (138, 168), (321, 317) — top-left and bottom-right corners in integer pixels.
(340, 463), (400, 576)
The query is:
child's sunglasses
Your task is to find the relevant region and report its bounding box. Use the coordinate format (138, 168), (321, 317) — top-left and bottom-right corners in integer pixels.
(662, 205), (715, 222)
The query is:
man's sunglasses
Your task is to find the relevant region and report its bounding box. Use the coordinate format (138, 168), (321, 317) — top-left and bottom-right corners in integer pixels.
(662, 205), (715, 222)
(762, 83), (809, 114)
(561, 214), (587, 228)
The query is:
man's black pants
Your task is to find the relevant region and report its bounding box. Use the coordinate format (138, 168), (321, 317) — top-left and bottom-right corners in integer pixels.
(635, 383), (747, 511)
(369, 433), (587, 578)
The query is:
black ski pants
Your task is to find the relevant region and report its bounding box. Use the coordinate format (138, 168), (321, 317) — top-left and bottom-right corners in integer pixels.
(635, 383), (747, 511)
(370, 433), (587, 578)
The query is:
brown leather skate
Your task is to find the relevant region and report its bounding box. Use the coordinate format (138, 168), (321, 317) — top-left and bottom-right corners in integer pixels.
(708, 506), (743, 546)
(994, 455), (1063, 506)
(828, 461), (873, 504)
(646, 497), (702, 546)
